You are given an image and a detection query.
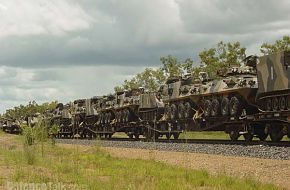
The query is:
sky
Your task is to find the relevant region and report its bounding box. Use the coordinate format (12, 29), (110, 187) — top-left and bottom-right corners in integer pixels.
(0, 0), (290, 113)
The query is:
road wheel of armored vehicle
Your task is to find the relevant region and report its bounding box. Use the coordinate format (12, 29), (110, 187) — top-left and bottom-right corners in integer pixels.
(272, 97), (279, 111)
(115, 112), (119, 123)
(253, 124), (268, 141)
(184, 102), (192, 118)
(178, 103), (185, 119)
(221, 97), (229, 116)
(266, 98), (272, 111)
(170, 104), (177, 120)
(229, 96), (241, 116)
(104, 113), (108, 124)
(243, 133), (253, 142)
(122, 111), (125, 123)
(211, 98), (220, 116)
(279, 97), (286, 110)
(107, 112), (112, 123)
(287, 96), (290, 110)
(164, 105), (170, 120)
(229, 130), (240, 141)
(124, 109), (130, 122)
(203, 99), (211, 117)
(269, 125), (283, 142)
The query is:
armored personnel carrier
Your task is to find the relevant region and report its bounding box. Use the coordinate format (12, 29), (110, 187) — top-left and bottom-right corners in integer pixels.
(1, 118), (22, 134)
(254, 51), (290, 141)
(50, 103), (73, 138)
(97, 94), (115, 138)
(113, 88), (143, 138)
(160, 56), (259, 140)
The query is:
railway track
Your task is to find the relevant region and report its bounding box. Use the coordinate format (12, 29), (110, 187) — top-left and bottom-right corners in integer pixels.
(57, 137), (290, 147)
(56, 137), (290, 160)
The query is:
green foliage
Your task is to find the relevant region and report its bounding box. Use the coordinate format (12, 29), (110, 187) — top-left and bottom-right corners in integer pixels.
(260, 35), (290, 55)
(115, 57), (194, 92)
(21, 124), (35, 146)
(199, 41), (246, 78)
(116, 67), (167, 92)
(4, 101), (57, 120)
(49, 124), (60, 145)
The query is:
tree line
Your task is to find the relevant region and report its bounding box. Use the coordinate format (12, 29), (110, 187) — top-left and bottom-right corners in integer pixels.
(114, 35), (290, 92)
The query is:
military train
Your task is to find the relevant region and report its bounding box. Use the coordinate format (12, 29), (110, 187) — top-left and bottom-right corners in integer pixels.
(1, 51), (290, 142)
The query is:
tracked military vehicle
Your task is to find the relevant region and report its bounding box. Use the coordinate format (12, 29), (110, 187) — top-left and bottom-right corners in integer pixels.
(254, 51), (290, 141)
(113, 88), (144, 138)
(97, 94), (115, 138)
(160, 56), (259, 140)
(50, 103), (73, 138)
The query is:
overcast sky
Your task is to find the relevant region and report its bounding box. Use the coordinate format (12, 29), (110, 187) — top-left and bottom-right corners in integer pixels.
(1, 0), (290, 113)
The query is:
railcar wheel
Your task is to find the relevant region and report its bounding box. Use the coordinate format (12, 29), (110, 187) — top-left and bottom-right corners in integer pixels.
(279, 96), (286, 110)
(115, 112), (120, 123)
(211, 98), (219, 116)
(166, 133), (171, 140)
(229, 130), (239, 141)
(243, 133), (253, 142)
(203, 99), (211, 117)
(272, 97), (279, 111)
(258, 133), (268, 141)
(229, 96), (240, 116)
(178, 103), (185, 119)
(173, 133), (179, 140)
(124, 109), (130, 123)
(128, 134), (133, 139)
(121, 110), (126, 123)
(269, 125), (283, 142)
(170, 104), (177, 120)
(134, 134), (140, 140)
(184, 102), (192, 118)
(221, 97), (229, 116)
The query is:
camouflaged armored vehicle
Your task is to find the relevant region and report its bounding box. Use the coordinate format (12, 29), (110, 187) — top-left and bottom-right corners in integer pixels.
(1, 117), (22, 134)
(96, 94), (115, 138)
(160, 56), (259, 140)
(50, 103), (73, 138)
(255, 51), (290, 141)
(114, 88), (143, 124)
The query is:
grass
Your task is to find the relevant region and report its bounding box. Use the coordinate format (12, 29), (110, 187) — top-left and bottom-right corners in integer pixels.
(0, 133), (283, 190)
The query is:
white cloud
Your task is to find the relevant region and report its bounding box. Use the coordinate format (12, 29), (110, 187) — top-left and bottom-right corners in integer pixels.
(0, 0), (93, 38)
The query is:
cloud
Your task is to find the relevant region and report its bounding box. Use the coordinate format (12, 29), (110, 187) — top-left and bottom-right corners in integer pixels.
(1, 0), (290, 113)
(0, 0), (93, 38)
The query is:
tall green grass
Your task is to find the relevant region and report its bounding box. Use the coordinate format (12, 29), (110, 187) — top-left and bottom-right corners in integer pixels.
(0, 134), (282, 190)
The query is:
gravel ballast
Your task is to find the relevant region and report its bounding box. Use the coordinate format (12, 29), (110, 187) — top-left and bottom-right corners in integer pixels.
(56, 139), (290, 160)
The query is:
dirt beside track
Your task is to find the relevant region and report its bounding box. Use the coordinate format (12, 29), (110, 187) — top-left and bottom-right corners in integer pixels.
(101, 146), (290, 190)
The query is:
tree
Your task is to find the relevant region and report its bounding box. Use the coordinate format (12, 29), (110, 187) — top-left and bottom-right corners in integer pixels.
(160, 55), (194, 77)
(260, 35), (290, 55)
(3, 101), (58, 120)
(199, 41), (246, 78)
(115, 56), (195, 92)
